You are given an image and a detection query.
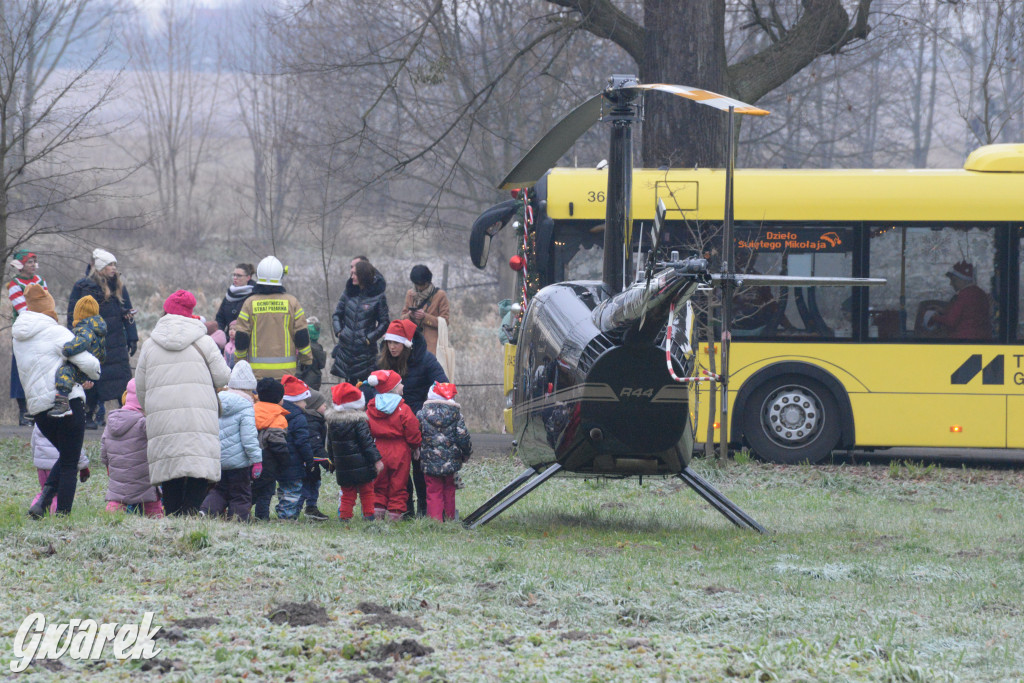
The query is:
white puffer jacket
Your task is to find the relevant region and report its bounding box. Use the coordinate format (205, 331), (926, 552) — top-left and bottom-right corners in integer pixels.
(31, 425), (89, 471)
(12, 310), (101, 415)
(135, 314), (231, 485)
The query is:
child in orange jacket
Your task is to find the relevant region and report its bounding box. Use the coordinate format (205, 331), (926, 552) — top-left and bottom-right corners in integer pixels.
(365, 370), (421, 520)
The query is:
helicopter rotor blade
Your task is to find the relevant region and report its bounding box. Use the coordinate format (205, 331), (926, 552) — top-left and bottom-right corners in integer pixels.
(634, 84), (769, 116)
(498, 93), (605, 190)
(712, 274), (887, 287)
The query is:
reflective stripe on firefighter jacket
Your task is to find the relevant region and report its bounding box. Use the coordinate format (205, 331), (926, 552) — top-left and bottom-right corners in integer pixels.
(234, 293), (312, 379)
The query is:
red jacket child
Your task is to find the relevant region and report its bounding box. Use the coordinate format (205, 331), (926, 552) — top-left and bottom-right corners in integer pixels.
(365, 370), (422, 520)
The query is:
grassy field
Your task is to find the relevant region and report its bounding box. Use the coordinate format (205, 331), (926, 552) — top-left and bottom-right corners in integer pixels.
(1, 437), (1023, 682)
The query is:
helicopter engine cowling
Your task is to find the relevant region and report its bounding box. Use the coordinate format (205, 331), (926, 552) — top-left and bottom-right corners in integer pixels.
(513, 271), (703, 476)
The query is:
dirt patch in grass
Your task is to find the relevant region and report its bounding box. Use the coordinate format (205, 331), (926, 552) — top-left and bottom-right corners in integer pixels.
(475, 581), (501, 591)
(954, 549), (984, 559)
(174, 616), (221, 629)
(560, 630), (597, 641)
(356, 601), (392, 615)
(703, 584), (737, 595)
(358, 614), (424, 632)
(34, 660), (64, 671)
(139, 658), (187, 673)
(600, 502), (627, 509)
(346, 665), (394, 681)
(373, 638), (434, 661)
(155, 627), (187, 642)
(268, 601), (331, 626)
(623, 637), (650, 649)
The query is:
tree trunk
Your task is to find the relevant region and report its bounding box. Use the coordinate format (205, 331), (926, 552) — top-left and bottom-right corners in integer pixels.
(640, 0), (727, 168)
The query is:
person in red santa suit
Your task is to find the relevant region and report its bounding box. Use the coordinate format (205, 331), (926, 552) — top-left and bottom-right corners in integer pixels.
(364, 369), (421, 521)
(932, 261), (992, 341)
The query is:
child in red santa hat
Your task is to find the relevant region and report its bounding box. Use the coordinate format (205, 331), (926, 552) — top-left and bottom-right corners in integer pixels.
(365, 369), (421, 520)
(326, 382), (383, 520)
(416, 382), (471, 522)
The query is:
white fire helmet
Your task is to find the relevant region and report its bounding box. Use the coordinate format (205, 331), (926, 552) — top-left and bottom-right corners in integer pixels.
(256, 256), (285, 285)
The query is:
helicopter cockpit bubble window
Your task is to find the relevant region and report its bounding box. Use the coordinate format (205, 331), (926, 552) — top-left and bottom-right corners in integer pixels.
(868, 225), (999, 342)
(731, 225), (856, 339)
(553, 222), (604, 282)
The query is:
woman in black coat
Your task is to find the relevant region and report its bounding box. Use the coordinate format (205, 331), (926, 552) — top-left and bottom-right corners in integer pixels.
(66, 249), (139, 430)
(215, 262), (256, 331)
(330, 258), (389, 383)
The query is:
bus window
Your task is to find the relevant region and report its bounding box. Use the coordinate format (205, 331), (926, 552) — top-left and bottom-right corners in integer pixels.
(869, 226), (997, 341)
(733, 225), (854, 339)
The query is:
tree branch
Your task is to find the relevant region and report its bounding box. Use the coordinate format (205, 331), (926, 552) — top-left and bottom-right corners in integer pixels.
(545, 0), (643, 63)
(729, 0), (873, 104)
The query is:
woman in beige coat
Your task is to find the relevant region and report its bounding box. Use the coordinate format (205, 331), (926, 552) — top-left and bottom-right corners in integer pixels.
(135, 290), (231, 515)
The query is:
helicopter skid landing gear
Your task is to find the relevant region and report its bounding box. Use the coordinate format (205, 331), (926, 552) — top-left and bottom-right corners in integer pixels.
(677, 467), (767, 533)
(463, 464), (562, 529)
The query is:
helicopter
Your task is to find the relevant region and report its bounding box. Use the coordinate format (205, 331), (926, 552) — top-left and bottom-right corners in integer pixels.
(464, 75), (883, 533)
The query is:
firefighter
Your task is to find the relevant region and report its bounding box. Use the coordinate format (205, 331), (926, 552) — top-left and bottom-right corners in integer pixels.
(233, 256), (314, 379)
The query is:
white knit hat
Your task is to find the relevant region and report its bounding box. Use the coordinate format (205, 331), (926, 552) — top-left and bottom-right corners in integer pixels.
(92, 248), (116, 271)
(228, 360), (258, 392)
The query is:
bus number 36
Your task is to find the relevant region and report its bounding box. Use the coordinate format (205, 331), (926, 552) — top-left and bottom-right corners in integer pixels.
(587, 191), (605, 202)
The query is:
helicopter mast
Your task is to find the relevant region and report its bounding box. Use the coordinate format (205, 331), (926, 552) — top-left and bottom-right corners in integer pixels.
(601, 76), (641, 294)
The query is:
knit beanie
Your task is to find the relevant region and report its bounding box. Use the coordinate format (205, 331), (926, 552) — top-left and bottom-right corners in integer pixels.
(281, 374), (311, 402)
(92, 248), (116, 271)
(24, 284), (57, 322)
(163, 289), (197, 317)
(331, 383), (366, 411)
(367, 369), (402, 394)
(305, 389), (326, 412)
(228, 360), (258, 392)
(427, 382), (458, 402)
(383, 319), (417, 348)
(256, 377), (284, 404)
(73, 295), (100, 326)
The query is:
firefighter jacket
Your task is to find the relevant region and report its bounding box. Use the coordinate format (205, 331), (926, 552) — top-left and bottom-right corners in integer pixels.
(234, 285), (312, 379)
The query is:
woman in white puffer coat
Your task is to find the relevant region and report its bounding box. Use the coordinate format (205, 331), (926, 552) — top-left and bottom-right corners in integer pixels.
(135, 290), (231, 516)
(12, 285), (100, 517)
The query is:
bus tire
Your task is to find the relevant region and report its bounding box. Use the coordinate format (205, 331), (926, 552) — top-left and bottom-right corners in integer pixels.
(741, 374), (841, 464)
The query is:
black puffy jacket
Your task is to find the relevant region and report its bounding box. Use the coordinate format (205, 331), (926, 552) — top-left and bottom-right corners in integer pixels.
(330, 273), (389, 381)
(325, 407), (381, 487)
(402, 331), (448, 414)
(215, 280), (255, 331)
(67, 276), (139, 403)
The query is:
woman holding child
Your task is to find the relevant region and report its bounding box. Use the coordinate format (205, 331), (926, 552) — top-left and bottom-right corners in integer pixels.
(14, 285), (100, 517)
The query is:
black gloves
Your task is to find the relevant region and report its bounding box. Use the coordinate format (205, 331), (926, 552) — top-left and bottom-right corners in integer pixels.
(128, 341), (137, 357)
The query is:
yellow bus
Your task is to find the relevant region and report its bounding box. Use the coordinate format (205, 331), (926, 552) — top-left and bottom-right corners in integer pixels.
(477, 144), (1024, 463)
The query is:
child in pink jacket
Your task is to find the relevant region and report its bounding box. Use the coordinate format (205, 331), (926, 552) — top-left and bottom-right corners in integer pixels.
(101, 379), (163, 517)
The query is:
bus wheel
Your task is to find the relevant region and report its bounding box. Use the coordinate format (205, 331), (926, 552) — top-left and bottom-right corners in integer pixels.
(741, 375), (841, 464)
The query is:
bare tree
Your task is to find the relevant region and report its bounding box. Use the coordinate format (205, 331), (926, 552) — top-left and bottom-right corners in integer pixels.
(0, 0), (133, 261)
(125, 0), (221, 244)
(226, 3), (306, 248)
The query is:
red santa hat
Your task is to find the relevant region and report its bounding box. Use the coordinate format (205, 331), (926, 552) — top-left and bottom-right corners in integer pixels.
(367, 369), (402, 394)
(331, 382), (365, 411)
(427, 382), (458, 402)
(281, 374), (311, 402)
(383, 319), (417, 348)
